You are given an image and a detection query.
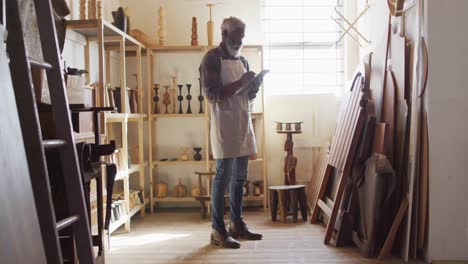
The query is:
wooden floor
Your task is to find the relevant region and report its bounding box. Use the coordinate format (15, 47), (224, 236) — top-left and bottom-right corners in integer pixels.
(106, 209), (424, 264)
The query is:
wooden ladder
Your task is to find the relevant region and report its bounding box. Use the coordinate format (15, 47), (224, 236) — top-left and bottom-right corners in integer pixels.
(6, 0), (95, 263)
(310, 63), (370, 245)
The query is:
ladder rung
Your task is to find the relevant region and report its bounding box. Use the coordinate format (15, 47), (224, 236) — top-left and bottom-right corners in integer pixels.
(317, 199), (332, 216)
(43, 139), (67, 150)
(29, 58), (53, 70)
(56, 215), (80, 231)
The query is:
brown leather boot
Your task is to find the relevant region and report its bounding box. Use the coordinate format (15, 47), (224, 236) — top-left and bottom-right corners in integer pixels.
(229, 219), (263, 240)
(210, 226), (240, 248)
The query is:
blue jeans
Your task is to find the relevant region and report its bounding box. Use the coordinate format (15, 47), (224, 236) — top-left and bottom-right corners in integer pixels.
(211, 156), (249, 229)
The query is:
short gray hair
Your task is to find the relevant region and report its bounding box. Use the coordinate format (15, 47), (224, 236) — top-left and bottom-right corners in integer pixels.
(221, 17), (245, 35)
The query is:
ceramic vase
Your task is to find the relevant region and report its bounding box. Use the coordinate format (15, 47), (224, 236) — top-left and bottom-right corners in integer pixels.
(180, 147), (190, 161)
(193, 147), (202, 161)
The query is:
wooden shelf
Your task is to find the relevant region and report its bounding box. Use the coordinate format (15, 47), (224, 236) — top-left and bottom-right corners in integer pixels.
(244, 195), (264, 201)
(106, 113), (147, 123)
(150, 45), (262, 52)
(153, 160), (207, 167)
(152, 113), (206, 119)
(116, 163), (147, 181)
(128, 113), (147, 121)
(151, 113), (259, 120)
(154, 197), (196, 202)
(109, 200), (148, 234)
(153, 195), (263, 203)
(152, 159), (262, 168)
(148, 43), (267, 212)
(66, 19), (144, 48)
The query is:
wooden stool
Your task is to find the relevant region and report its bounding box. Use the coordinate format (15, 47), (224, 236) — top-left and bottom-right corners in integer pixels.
(269, 185), (308, 223)
(194, 171), (228, 219)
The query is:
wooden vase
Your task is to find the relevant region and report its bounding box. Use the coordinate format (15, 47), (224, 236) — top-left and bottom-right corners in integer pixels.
(162, 85), (171, 114)
(172, 178), (187, 198)
(154, 181), (168, 198)
(191, 186), (200, 197)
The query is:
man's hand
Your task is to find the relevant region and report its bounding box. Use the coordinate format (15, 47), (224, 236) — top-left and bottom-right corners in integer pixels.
(239, 71), (256, 87)
(250, 74), (263, 89)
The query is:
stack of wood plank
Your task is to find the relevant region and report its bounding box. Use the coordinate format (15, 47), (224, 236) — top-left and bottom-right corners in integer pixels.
(308, 1), (429, 261)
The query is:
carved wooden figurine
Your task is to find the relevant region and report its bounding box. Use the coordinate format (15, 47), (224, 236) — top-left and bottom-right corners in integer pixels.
(171, 76), (177, 114)
(97, 1), (102, 19)
(80, 0), (87, 19)
(206, 4), (214, 46)
(283, 135), (297, 185)
(162, 85), (171, 114)
(158, 6), (166, 45)
(88, 0), (96, 19)
(191, 17), (198, 46)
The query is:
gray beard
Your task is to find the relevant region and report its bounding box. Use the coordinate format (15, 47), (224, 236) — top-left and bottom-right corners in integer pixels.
(226, 44), (241, 57)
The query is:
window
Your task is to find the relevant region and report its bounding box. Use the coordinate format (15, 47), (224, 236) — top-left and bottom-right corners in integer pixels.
(261, 0), (344, 95)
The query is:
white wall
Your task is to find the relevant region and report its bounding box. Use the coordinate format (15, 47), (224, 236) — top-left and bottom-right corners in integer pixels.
(425, 0), (468, 261)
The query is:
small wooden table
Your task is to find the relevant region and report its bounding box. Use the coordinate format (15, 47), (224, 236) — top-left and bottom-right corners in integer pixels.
(269, 185), (308, 223)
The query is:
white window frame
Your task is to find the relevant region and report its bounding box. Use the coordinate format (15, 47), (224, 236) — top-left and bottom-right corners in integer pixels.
(261, 0), (344, 96)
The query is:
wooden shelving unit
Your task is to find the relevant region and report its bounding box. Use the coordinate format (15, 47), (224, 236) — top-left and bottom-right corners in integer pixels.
(67, 18), (148, 234)
(147, 45), (268, 211)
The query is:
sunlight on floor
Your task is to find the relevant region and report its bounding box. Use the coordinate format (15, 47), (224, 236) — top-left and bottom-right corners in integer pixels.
(109, 233), (192, 251)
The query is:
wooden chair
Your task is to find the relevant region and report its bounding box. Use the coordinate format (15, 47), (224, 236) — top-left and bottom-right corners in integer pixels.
(194, 171), (228, 219)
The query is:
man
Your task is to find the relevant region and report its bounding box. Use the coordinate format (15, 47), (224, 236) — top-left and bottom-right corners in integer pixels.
(199, 17), (263, 249)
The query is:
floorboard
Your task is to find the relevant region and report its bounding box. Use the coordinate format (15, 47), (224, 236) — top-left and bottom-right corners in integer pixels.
(106, 209), (424, 264)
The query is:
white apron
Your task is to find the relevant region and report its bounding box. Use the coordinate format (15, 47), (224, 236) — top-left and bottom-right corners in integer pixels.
(210, 58), (257, 159)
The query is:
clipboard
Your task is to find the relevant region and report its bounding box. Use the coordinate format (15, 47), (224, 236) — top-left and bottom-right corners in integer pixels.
(235, 70), (270, 96)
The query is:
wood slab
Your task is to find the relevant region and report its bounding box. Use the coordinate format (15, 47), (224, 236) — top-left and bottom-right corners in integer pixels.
(387, 0), (405, 17)
(402, 37), (422, 262)
(381, 69), (397, 162)
(369, 15), (391, 123)
(417, 111), (428, 249)
(311, 61), (370, 245)
(372, 123), (389, 155)
(378, 198), (409, 259)
(418, 37), (429, 97)
(390, 33), (407, 101)
(307, 145), (329, 214)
